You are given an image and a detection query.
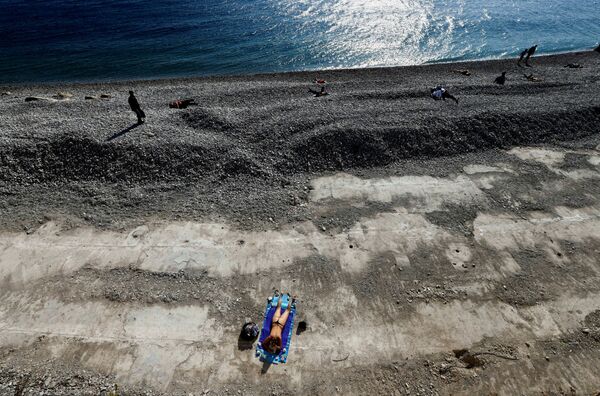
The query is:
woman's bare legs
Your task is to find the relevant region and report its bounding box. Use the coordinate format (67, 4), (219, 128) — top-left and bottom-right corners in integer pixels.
(276, 295), (295, 327)
(272, 294), (283, 324)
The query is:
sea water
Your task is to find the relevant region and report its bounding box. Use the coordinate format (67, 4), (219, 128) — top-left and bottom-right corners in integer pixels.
(0, 0), (599, 83)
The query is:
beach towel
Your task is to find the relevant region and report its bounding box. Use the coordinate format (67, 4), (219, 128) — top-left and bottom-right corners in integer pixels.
(256, 293), (296, 364)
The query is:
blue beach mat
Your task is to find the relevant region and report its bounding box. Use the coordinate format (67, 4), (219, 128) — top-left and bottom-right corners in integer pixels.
(256, 293), (296, 364)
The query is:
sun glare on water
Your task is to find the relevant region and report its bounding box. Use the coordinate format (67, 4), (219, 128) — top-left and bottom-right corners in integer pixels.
(275, 0), (468, 68)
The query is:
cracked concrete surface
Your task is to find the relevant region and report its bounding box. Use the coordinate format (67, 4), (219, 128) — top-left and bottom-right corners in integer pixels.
(1, 145), (600, 395)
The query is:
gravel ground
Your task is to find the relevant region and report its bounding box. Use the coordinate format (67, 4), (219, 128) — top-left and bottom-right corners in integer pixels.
(0, 51), (599, 231)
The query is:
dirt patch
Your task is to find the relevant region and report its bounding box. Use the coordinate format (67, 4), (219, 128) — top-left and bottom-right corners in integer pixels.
(560, 152), (595, 170)
(425, 203), (480, 237)
(31, 266), (265, 323)
(584, 310), (600, 329)
(311, 201), (395, 233)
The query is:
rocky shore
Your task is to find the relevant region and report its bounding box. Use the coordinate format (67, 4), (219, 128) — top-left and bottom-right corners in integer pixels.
(1, 52), (599, 232)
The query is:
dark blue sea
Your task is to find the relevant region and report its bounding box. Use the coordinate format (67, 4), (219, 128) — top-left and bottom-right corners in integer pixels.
(1, 0), (599, 84)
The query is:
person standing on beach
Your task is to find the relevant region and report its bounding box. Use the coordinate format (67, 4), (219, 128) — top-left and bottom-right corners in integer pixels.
(525, 45), (538, 67)
(518, 49), (528, 66)
(128, 91), (145, 124)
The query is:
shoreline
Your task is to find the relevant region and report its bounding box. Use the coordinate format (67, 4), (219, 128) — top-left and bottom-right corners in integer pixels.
(1, 49), (596, 89)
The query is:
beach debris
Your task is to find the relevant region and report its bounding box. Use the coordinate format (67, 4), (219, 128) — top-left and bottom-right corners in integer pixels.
(107, 383), (119, 396)
(100, 94), (112, 99)
(240, 322), (259, 341)
(52, 92), (73, 100)
(332, 353), (349, 362)
(1, 91), (11, 96)
(564, 63), (583, 69)
(25, 96), (56, 102)
(524, 73), (542, 82)
(494, 71), (507, 85)
(85, 96), (96, 100)
(169, 98), (197, 109)
(452, 69), (471, 76)
(453, 349), (484, 368)
(313, 78), (327, 84)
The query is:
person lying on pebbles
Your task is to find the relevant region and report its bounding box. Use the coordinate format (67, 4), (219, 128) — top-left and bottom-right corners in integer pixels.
(430, 85), (459, 104)
(25, 96), (57, 102)
(169, 98), (197, 109)
(452, 69), (471, 76)
(52, 92), (73, 100)
(308, 86), (328, 97)
(523, 73), (542, 82)
(564, 63), (584, 69)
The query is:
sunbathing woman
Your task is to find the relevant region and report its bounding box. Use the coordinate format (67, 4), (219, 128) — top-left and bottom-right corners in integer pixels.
(262, 293), (296, 354)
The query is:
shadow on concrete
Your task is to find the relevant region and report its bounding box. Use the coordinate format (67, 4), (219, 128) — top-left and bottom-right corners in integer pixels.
(237, 336), (255, 351)
(261, 360), (272, 374)
(296, 320), (307, 336)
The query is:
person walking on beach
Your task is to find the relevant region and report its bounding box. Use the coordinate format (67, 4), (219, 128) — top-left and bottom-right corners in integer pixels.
(518, 45), (537, 67)
(128, 91), (145, 124)
(494, 71), (506, 85)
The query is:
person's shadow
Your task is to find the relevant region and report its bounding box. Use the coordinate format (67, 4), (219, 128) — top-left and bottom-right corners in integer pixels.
(106, 123), (141, 141)
(261, 360), (272, 374)
(237, 337), (254, 351)
(296, 321), (307, 335)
